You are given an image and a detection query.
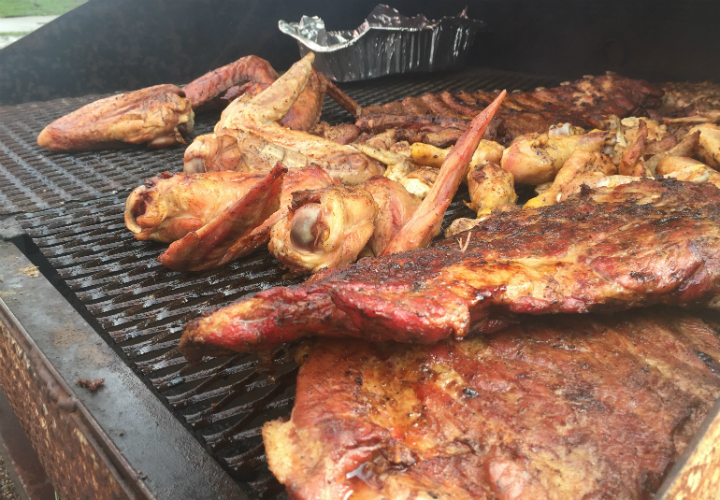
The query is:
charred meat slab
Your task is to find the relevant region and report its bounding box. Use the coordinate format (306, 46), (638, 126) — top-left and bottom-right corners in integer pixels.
(180, 179), (720, 359)
(263, 309), (720, 500)
(660, 81), (720, 124)
(357, 72), (664, 145)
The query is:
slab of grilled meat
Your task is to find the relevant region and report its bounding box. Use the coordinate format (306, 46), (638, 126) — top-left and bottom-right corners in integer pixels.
(180, 179), (720, 359)
(659, 81), (720, 124)
(357, 72), (664, 146)
(263, 309), (720, 500)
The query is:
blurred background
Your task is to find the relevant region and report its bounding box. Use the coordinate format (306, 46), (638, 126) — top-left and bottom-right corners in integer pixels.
(0, 0), (719, 105)
(0, 0), (85, 49)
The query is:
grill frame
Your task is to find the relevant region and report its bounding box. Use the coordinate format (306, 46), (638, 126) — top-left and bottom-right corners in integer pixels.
(1, 66), (718, 499)
(0, 239), (248, 500)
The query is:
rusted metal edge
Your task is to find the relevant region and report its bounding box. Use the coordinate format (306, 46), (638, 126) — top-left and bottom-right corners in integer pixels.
(654, 394), (720, 499)
(0, 241), (247, 500)
(0, 299), (149, 500)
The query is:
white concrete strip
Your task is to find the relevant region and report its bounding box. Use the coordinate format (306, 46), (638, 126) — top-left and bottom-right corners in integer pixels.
(0, 34), (22, 50)
(0, 15), (58, 33)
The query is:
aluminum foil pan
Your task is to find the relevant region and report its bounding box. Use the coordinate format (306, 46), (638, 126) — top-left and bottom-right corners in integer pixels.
(278, 4), (484, 82)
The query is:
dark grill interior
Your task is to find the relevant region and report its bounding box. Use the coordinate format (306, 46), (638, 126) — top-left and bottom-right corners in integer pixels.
(4, 67), (560, 498)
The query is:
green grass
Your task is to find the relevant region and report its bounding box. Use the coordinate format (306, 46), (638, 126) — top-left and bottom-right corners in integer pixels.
(0, 0), (87, 18)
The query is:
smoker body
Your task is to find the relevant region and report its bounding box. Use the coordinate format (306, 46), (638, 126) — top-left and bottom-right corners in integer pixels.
(1, 1), (720, 498)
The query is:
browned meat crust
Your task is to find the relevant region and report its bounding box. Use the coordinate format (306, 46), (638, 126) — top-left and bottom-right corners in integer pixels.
(182, 55), (279, 109)
(37, 84), (194, 151)
(263, 309), (720, 500)
(180, 179), (720, 359)
(357, 72), (664, 145)
(660, 81), (720, 118)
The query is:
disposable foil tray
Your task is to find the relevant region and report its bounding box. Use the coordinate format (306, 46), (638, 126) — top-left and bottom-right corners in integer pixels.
(279, 4), (484, 82)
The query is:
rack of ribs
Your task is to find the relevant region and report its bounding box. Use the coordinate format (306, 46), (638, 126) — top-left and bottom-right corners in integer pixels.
(180, 179), (720, 360)
(263, 308), (720, 500)
(356, 72), (665, 146)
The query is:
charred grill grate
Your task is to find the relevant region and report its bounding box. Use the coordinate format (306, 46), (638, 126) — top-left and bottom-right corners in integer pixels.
(12, 68), (560, 499)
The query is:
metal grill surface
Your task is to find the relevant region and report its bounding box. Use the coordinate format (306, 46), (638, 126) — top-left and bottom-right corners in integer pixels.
(0, 67), (558, 215)
(14, 68), (559, 499)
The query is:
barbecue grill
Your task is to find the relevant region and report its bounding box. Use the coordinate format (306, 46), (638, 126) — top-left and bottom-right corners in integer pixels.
(2, 3), (720, 499)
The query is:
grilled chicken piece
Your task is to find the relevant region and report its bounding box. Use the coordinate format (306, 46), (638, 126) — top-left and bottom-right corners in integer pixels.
(184, 126), (378, 183)
(273, 67), (327, 131)
(183, 53), (384, 185)
(445, 162), (519, 240)
(617, 119), (649, 176)
(269, 177), (420, 274)
(362, 177), (421, 257)
(525, 143), (720, 209)
(125, 170), (270, 242)
(558, 173), (638, 202)
(398, 167), (438, 199)
(357, 72), (664, 145)
(127, 165), (333, 271)
(609, 117), (675, 168)
(182, 55), (278, 110)
(411, 140), (504, 176)
(689, 123), (720, 168)
(646, 129), (700, 174)
(466, 162), (517, 215)
(501, 129), (611, 185)
(183, 54), (360, 132)
(524, 150), (617, 208)
(158, 164), (286, 271)
(263, 309), (720, 500)
(408, 140), (506, 202)
(269, 184), (377, 275)
(351, 142), (416, 182)
(38, 85), (194, 151)
(348, 143), (437, 199)
(161, 166), (334, 271)
(657, 156), (720, 189)
(657, 155), (708, 174)
(309, 122), (360, 145)
(661, 163), (710, 184)
(180, 179), (720, 358)
(381, 91), (507, 256)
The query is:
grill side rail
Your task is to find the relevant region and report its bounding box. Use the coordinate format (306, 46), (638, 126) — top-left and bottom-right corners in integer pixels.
(0, 240), (247, 500)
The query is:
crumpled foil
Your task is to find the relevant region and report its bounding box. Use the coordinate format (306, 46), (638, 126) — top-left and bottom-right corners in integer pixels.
(278, 4), (484, 82)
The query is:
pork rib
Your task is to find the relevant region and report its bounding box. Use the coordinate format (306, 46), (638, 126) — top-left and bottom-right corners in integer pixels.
(356, 72), (665, 145)
(263, 309), (720, 500)
(180, 179), (720, 360)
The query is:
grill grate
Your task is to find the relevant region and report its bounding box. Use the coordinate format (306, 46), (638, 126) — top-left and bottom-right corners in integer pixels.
(0, 95), (222, 215)
(0, 67), (558, 215)
(13, 67), (561, 498)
